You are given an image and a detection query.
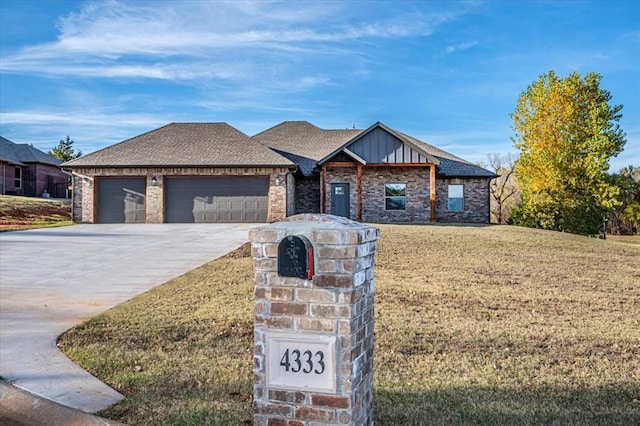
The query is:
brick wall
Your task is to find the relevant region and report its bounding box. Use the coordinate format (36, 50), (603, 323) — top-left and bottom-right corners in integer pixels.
(32, 164), (68, 198)
(320, 167), (491, 224)
(250, 214), (378, 425)
(1, 163), (18, 195)
(69, 166), (290, 223)
(295, 176), (321, 214)
(436, 178), (491, 223)
(324, 166), (432, 223)
(360, 167), (431, 223)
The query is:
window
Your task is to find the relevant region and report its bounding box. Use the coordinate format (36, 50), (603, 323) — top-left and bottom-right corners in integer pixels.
(448, 184), (464, 211)
(14, 167), (22, 189)
(385, 183), (406, 210)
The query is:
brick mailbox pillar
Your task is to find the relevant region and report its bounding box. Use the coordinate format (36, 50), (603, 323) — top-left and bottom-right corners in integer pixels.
(250, 214), (379, 425)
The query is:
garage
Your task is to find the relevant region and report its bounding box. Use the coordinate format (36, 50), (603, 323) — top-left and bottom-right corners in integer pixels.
(96, 177), (146, 223)
(165, 176), (269, 223)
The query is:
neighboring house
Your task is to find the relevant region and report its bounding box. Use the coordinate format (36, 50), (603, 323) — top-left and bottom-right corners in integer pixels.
(0, 136), (68, 197)
(63, 121), (497, 224)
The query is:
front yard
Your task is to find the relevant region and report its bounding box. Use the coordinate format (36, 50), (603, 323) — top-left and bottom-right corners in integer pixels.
(58, 224), (640, 425)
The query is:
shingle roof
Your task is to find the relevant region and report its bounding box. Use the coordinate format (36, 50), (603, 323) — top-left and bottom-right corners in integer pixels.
(0, 136), (62, 166)
(63, 123), (295, 168)
(396, 131), (497, 178)
(252, 121), (363, 175)
(254, 121), (496, 178)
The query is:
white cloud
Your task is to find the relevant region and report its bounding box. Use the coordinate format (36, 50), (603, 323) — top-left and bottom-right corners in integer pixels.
(1, 0), (469, 81)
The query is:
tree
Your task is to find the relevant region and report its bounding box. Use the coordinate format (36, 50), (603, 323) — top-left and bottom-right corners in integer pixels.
(608, 166), (640, 235)
(509, 71), (627, 234)
(487, 152), (520, 224)
(48, 136), (82, 162)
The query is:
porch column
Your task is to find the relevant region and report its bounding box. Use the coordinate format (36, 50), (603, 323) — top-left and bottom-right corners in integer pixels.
(321, 165), (327, 214)
(357, 164), (363, 222)
(430, 163), (436, 222)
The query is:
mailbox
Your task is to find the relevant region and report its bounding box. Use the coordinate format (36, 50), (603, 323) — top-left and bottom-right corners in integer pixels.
(277, 235), (314, 280)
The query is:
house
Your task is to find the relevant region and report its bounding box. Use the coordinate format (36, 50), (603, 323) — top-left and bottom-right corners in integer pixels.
(63, 121), (496, 224)
(0, 136), (68, 197)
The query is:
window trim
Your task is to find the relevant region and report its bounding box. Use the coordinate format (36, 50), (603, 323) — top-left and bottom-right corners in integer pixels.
(448, 184), (464, 211)
(384, 182), (406, 211)
(14, 166), (22, 189)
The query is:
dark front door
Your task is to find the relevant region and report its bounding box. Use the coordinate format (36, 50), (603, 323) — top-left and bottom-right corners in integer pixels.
(331, 183), (350, 218)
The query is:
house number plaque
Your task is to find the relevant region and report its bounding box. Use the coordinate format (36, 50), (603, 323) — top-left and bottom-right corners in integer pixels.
(265, 331), (336, 393)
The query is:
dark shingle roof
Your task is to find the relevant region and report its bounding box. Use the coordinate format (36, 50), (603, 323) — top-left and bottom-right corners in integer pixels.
(252, 121), (362, 175)
(0, 136), (62, 166)
(64, 123), (295, 168)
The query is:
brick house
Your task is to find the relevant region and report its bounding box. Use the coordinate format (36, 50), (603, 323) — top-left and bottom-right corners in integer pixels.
(0, 136), (68, 197)
(63, 121), (496, 224)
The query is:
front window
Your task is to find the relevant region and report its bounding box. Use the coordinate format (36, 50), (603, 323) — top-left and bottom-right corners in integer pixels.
(385, 183), (406, 210)
(448, 184), (464, 211)
(14, 167), (22, 189)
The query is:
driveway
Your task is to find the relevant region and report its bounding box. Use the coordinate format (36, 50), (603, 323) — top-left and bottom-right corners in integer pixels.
(0, 224), (253, 413)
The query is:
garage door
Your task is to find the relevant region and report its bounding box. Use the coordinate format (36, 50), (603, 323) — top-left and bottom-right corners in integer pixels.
(96, 177), (146, 223)
(165, 177), (269, 223)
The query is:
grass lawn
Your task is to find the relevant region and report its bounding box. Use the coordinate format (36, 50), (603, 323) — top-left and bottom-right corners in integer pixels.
(0, 195), (72, 231)
(58, 225), (640, 425)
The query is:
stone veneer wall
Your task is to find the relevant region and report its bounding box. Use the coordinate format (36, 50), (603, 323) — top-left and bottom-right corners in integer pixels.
(436, 178), (491, 223)
(325, 166), (432, 223)
(250, 214), (378, 425)
(70, 166), (290, 223)
(295, 176), (321, 214)
(360, 167), (431, 223)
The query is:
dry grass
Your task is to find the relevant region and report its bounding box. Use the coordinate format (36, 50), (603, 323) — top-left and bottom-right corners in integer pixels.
(58, 224), (640, 425)
(0, 195), (72, 231)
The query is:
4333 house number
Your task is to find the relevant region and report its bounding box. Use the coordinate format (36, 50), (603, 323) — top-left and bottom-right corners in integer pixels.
(279, 349), (325, 374)
(265, 332), (337, 393)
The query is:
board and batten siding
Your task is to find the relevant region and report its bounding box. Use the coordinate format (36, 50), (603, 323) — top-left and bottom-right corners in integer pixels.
(347, 127), (431, 164)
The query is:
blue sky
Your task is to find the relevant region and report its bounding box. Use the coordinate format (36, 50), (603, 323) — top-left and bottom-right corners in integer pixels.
(1, 0), (638, 171)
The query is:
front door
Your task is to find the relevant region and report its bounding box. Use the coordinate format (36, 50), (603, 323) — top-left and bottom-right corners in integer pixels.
(331, 183), (350, 218)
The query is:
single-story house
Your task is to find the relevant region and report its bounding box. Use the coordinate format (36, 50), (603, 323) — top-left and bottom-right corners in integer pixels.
(63, 121), (496, 224)
(0, 136), (68, 197)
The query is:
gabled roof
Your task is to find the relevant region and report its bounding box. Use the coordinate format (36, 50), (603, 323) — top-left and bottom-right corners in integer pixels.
(256, 121), (496, 178)
(318, 121), (441, 165)
(252, 121), (362, 175)
(63, 123), (295, 168)
(0, 136), (62, 166)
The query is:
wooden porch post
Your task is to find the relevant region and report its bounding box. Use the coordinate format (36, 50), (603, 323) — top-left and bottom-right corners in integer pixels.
(357, 164), (363, 222)
(430, 163), (436, 222)
(321, 164), (327, 214)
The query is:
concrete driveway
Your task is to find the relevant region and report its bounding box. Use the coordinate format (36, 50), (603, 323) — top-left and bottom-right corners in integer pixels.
(0, 224), (253, 413)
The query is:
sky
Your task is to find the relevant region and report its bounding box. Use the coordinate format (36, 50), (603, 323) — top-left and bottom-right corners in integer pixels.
(1, 0), (638, 171)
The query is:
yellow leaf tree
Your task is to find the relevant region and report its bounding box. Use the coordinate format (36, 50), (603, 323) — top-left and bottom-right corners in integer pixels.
(509, 71), (626, 234)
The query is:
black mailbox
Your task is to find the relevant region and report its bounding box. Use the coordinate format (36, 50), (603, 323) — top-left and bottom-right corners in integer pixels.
(277, 235), (314, 280)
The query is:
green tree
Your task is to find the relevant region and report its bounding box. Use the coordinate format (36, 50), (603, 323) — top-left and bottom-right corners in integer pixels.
(608, 166), (640, 234)
(48, 136), (82, 162)
(509, 71), (626, 234)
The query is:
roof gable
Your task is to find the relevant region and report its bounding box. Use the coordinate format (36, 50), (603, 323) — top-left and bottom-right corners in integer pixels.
(64, 123), (295, 168)
(318, 122), (439, 165)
